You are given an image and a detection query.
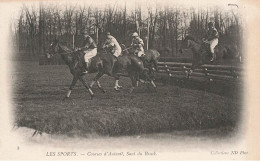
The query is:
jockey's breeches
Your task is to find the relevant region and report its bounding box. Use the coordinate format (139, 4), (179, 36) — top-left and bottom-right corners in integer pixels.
(134, 47), (145, 57)
(84, 48), (97, 62)
(209, 38), (218, 53)
(113, 48), (122, 57)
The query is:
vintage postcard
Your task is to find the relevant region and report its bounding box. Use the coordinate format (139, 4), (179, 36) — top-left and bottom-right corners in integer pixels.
(0, 0), (259, 160)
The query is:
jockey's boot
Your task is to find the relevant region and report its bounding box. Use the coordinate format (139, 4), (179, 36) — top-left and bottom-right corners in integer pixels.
(83, 62), (89, 73)
(141, 54), (145, 59)
(209, 52), (215, 62)
(113, 55), (118, 61)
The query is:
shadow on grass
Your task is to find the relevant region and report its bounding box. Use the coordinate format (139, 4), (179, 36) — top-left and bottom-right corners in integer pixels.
(156, 73), (242, 99)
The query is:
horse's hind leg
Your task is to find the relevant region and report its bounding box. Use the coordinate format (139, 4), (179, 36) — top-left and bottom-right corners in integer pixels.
(152, 60), (159, 72)
(129, 73), (137, 93)
(78, 76), (94, 99)
(114, 74), (122, 91)
(64, 75), (79, 100)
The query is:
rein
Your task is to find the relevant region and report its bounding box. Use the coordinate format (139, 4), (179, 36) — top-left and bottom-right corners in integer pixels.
(57, 44), (80, 55)
(122, 47), (132, 52)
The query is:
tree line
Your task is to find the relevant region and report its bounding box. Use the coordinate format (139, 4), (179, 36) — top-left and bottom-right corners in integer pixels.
(11, 2), (243, 59)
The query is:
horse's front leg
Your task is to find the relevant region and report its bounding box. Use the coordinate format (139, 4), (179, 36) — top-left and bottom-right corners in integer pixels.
(150, 80), (157, 88)
(90, 71), (106, 93)
(64, 75), (78, 100)
(78, 76), (94, 99)
(185, 65), (196, 79)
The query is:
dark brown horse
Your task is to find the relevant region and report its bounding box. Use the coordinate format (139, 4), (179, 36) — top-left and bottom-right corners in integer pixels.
(121, 44), (160, 71)
(47, 40), (151, 99)
(121, 44), (160, 86)
(179, 36), (223, 78)
(143, 49), (161, 72)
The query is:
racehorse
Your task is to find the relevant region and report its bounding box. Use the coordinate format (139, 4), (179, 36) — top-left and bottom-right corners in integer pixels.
(121, 45), (160, 71)
(47, 39), (152, 99)
(120, 44), (160, 84)
(179, 35), (223, 78)
(143, 49), (161, 72)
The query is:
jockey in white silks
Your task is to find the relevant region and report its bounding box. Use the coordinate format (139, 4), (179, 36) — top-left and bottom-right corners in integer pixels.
(203, 22), (219, 62)
(78, 33), (97, 73)
(102, 32), (122, 57)
(102, 32), (122, 90)
(131, 32), (145, 57)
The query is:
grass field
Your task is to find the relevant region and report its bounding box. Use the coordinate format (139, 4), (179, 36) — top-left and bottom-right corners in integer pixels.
(12, 61), (242, 137)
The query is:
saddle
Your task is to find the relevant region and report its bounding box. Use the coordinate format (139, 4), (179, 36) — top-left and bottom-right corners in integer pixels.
(72, 50), (94, 70)
(201, 42), (211, 55)
(201, 42), (216, 60)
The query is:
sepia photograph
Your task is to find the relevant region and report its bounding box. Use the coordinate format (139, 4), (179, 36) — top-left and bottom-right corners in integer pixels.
(0, 0), (259, 160)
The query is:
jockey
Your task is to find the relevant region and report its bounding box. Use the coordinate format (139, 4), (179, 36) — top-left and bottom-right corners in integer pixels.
(102, 32), (122, 58)
(78, 33), (97, 73)
(203, 22), (219, 62)
(131, 32), (145, 57)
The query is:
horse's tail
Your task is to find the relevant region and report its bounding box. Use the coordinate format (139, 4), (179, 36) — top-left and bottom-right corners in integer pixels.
(148, 49), (160, 71)
(149, 49), (161, 59)
(155, 49), (161, 58)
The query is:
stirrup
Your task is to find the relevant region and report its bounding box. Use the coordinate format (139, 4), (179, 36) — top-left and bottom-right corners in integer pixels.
(113, 55), (118, 60)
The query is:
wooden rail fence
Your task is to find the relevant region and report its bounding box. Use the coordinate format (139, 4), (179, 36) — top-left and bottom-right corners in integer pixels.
(39, 57), (243, 81)
(157, 62), (243, 81)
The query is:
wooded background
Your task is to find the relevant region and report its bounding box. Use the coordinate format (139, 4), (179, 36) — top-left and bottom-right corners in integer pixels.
(11, 1), (243, 59)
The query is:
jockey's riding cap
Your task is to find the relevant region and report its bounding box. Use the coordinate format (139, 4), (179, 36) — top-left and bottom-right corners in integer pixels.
(132, 32), (138, 37)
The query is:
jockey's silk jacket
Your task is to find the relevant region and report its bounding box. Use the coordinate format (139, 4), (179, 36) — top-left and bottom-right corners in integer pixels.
(206, 27), (219, 41)
(131, 37), (144, 51)
(103, 35), (121, 52)
(81, 36), (97, 50)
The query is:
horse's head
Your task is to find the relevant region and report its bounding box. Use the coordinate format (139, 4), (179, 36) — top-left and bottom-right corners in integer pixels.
(46, 39), (60, 59)
(179, 35), (195, 53)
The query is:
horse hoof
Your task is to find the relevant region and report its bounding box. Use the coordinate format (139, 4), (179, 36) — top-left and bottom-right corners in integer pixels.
(102, 89), (106, 93)
(114, 87), (120, 91)
(90, 95), (94, 100)
(139, 79), (145, 83)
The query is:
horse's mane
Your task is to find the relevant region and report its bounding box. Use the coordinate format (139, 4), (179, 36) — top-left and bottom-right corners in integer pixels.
(184, 35), (201, 45)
